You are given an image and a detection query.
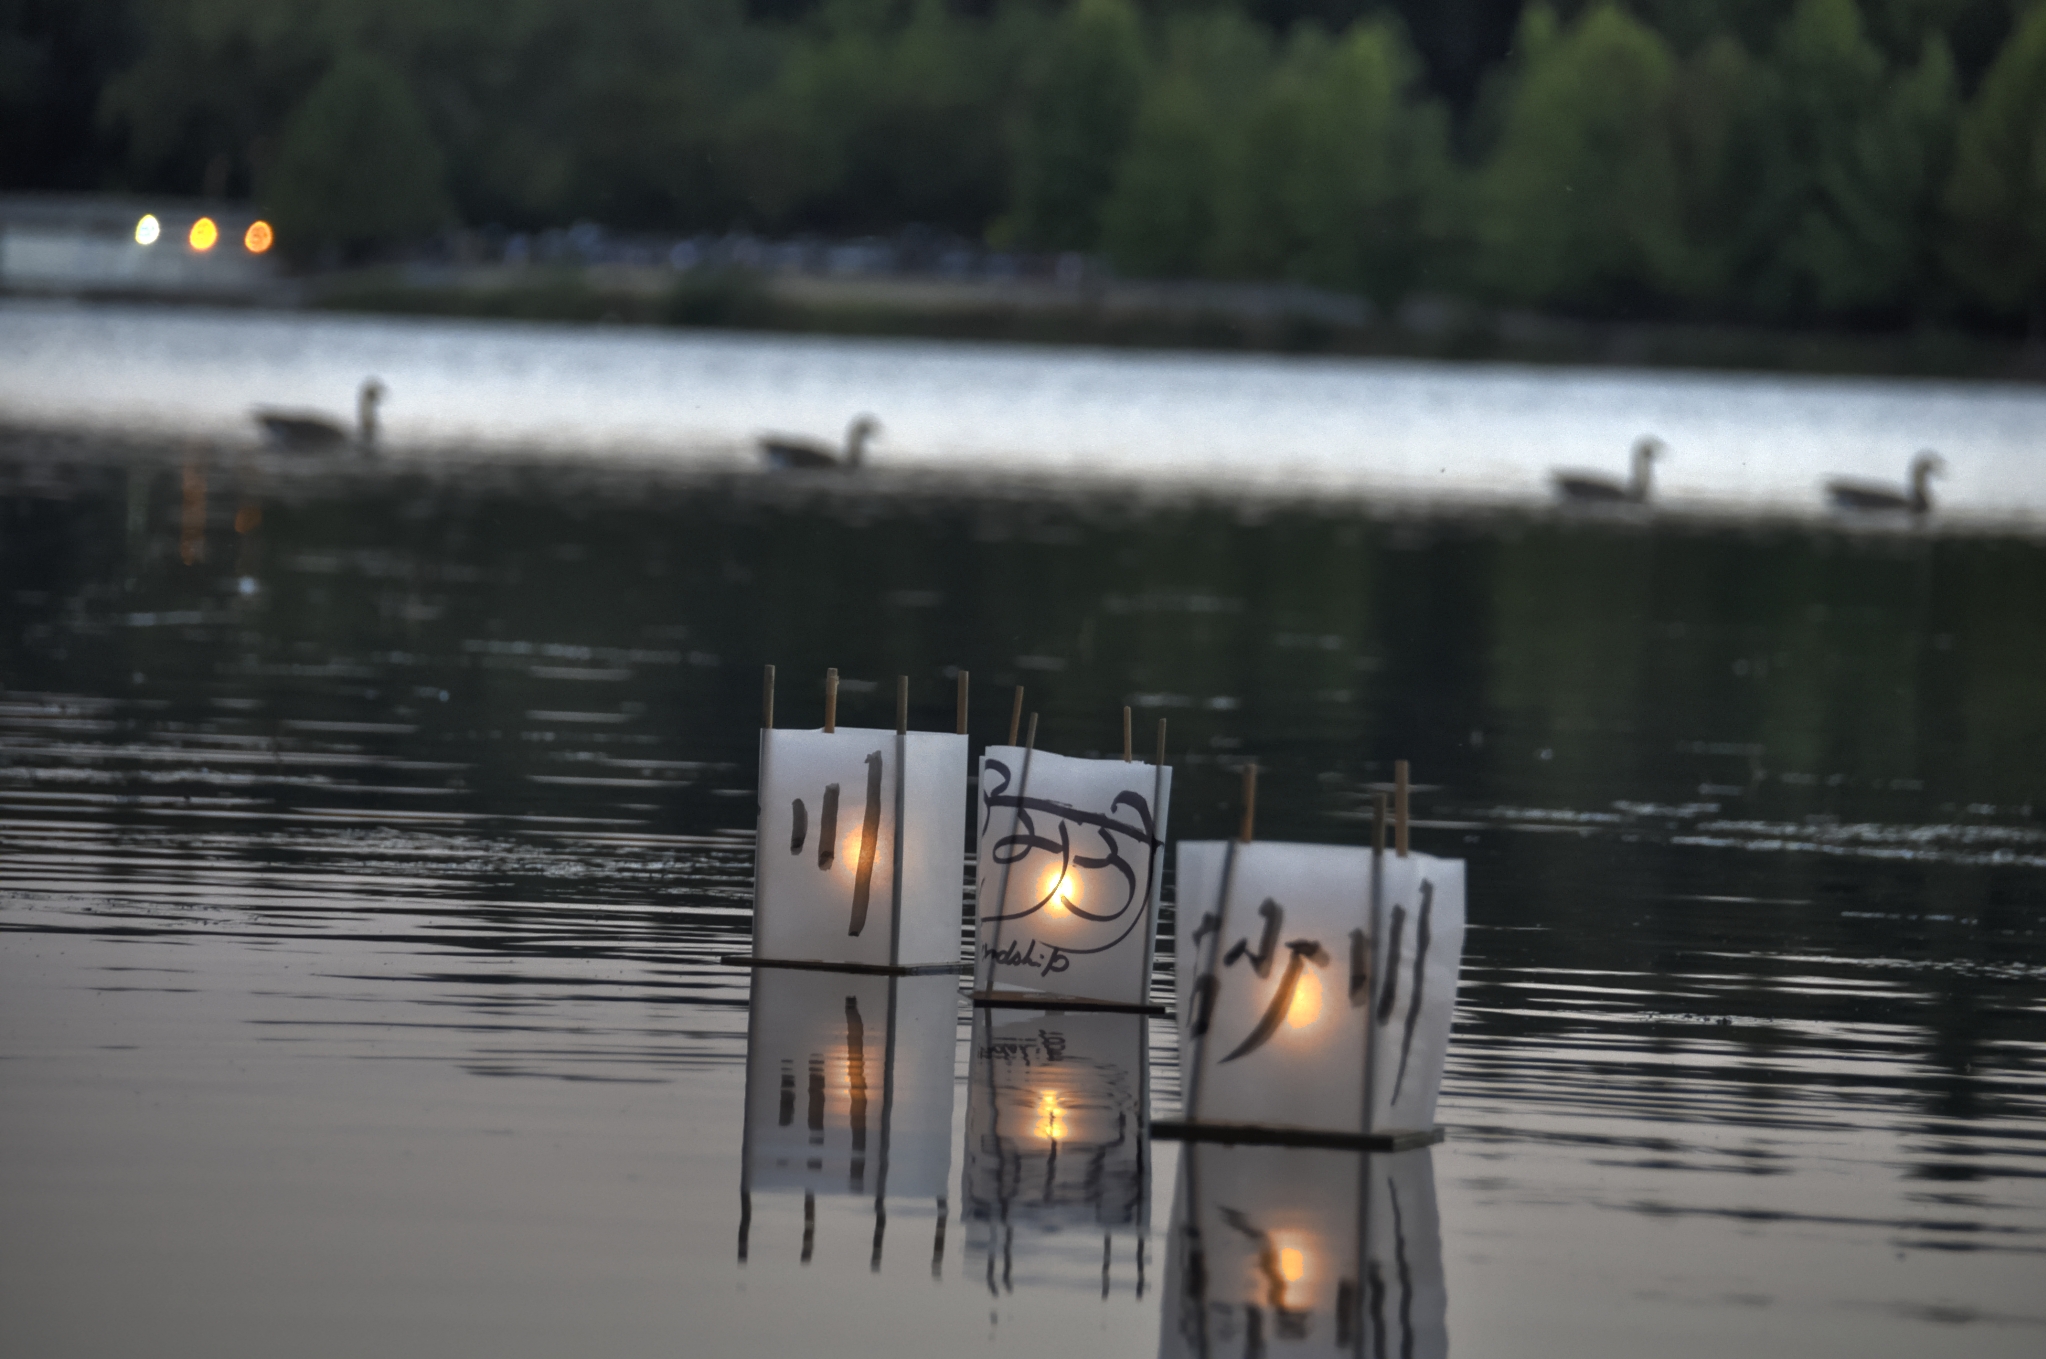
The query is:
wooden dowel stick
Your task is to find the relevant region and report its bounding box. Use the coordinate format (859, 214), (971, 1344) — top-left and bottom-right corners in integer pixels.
(1008, 685), (1025, 746)
(1395, 759), (1410, 858)
(1024, 712), (1039, 752)
(1239, 762), (1258, 844)
(1123, 706), (1132, 762)
(896, 675), (908, 736)
(824, 668), (838, 734)
(1155, 718), (1167, 768)
(955, 670), (969, 736)
(762, 664), (775, 730)
(1373, 790), (1388, 856)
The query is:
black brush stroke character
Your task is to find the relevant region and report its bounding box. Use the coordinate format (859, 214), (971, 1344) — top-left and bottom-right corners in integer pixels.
(818, 784), (840, 869)
(1220, 939), (1331, 1063)
(1389, 882), (1434, 1106)
(1376, 905), (1407, 1023)
(1223, 898), (1284, 978)
(848, 750), (883, 935)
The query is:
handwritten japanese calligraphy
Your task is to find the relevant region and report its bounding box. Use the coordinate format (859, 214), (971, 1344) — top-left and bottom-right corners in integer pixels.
(783, 750), (885, 935)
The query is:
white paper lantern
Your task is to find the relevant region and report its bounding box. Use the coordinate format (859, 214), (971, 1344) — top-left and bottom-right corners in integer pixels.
(1172, 841), (1465, 1143)
(973, 745), (1172, 1007)
(737, 967), (959, 1264)
(1157, 1142), (1446, 1359)
(752, 726), (969, 971)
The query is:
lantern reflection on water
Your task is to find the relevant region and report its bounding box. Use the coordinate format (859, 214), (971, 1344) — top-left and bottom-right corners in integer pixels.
(750, 724), (968, 971)
(1157, 1142), (1446, 1359)
(974, 744), (1172, 1009)
(961, 1006), (1151, 1292)
(1171, 842), (1466, 1144)
(737, 968), (959, 1267)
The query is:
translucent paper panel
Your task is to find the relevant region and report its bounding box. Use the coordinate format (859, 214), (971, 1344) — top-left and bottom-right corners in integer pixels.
(1365, 854), (1465, 1135)
(1157, 1143), (1445, 1359)
(1174, 841), (1376, 1135)
(973, 746), (1171, 1005)
(739, 968), (959, 1204)
(960, 1007), (1150, 1238)
(753, 727), (968, 968)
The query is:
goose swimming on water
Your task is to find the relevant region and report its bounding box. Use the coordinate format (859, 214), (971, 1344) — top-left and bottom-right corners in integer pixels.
(1554, 436), (1663, 504)
(1826, 451), (1943, 515)
(759, 414), (880, 471)
(254, 378), (385, 452)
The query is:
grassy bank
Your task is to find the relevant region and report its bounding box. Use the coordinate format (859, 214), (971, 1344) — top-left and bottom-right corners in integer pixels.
(308, 265), (2046, 384)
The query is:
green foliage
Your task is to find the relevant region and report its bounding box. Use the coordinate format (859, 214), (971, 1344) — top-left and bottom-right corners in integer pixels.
(8, 0), (2046, 334)
(1003, 0), (1146, 250)
(1743, 0), (1959, 319)
(1945, 3), (2046, 324)
(1208, 20), (1450, 299)
(1477, 5), (1688, 309)
(731, 1), (1016, 233)
(262, 48), (449, 257)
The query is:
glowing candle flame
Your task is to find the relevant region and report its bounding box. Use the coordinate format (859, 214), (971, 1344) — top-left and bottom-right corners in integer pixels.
(1037, 864), (1078, 916)
(1277, 1247), (1306, 1283)
(1285, 969), (1323, 1029)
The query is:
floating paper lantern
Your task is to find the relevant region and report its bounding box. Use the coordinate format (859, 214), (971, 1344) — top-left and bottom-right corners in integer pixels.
(973, 741), (1171, 1007)
(749, 672), (969, 972)
(1157, 1142), (1445, 1359)
(737, 967), (959, 1264)
(1170, 839), (1465, 1144)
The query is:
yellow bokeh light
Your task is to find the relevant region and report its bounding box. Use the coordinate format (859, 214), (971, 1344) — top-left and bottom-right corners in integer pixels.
(188, 217), (219, 251)
(244, 220), (274, 254)
(1285, 969), (1323, 1028)
(1034, 1092), (1067, 1141)
(134, 214), (161, 246)
(1277, 1247), (1306, 1283)
(1036, 864), (1077, 916)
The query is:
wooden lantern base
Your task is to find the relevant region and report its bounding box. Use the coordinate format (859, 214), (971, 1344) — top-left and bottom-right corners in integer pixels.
(718, 954), (967, 977)
(970, 988), (1169, 1016)
(1150, 1120), (1446, 1152)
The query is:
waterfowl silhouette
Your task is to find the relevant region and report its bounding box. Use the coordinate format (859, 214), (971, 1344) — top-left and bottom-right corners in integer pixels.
(254, 378), (385, 452)
(1826, 451), (1943, 515)
(759, 414), (879, 471)
(1554, 436), (1663, 504)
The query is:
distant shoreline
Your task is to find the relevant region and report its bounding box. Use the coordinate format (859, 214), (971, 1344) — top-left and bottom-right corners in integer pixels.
(9, 263), (2036, 386)
(302, 265), (2046, 386)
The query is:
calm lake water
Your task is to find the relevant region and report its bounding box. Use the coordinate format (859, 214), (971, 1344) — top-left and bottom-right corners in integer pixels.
(4, 297), (2046, 515)
(3, 331), (2045, 1357)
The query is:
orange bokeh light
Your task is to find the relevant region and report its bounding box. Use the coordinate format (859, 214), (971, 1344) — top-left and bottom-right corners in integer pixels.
(188, 217), (219, 251)
(244, 220), (274, 254)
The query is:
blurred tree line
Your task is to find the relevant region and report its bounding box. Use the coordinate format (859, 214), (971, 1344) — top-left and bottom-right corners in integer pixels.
(4, 0), (2044, 333)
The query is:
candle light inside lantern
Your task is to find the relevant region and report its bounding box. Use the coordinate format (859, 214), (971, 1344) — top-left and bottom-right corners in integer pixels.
(1286, 969), (1323, 1029)
(1036, 863), (1079, 916)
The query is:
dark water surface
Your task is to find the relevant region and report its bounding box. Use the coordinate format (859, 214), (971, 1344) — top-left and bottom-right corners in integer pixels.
(3, 435), (2044, 1357)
